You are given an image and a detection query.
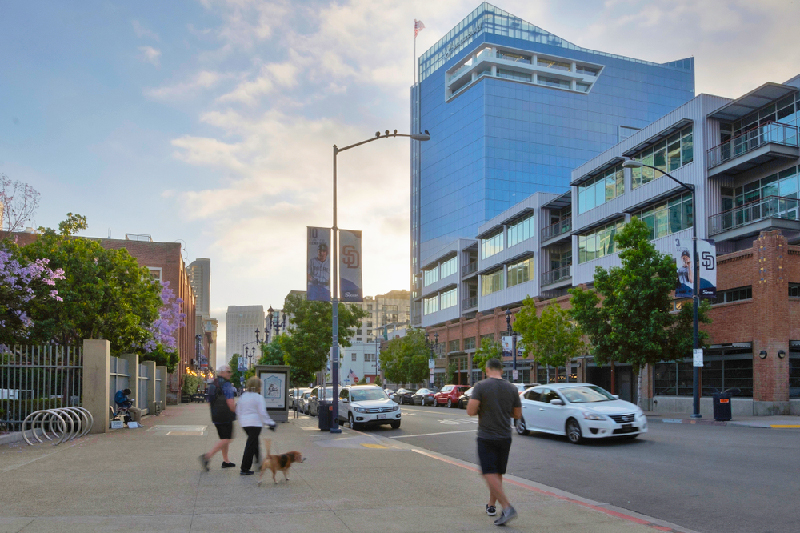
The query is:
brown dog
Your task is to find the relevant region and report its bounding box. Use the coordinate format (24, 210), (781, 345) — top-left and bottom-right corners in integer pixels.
(258, 438), (304, 486)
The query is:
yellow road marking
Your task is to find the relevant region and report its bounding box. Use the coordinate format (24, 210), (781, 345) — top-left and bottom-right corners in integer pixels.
(360, 443), (386, 449)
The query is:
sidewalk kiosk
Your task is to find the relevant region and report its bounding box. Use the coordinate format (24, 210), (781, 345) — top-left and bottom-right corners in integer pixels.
(254, 365), (290, 423)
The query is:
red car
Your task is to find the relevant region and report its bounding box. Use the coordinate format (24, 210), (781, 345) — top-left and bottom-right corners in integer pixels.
(434, 384), (471, 408)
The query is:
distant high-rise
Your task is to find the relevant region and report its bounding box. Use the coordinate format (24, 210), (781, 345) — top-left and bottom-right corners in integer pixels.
(225, 305), (265, 364)
(189, 258), (211, 318)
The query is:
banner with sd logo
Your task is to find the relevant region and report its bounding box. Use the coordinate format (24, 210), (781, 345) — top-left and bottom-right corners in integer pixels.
(339, 229), (362, 302)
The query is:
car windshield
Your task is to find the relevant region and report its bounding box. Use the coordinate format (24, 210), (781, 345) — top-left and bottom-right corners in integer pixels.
(560, 386), (615, 403)
(351, 389), (388, 401)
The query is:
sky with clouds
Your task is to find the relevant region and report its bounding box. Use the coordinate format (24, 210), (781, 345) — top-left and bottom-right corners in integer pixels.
(2, 0), (800, 357)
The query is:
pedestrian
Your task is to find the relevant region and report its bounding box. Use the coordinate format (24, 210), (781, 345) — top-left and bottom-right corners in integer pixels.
(113, 388), (142, 424)
(466, 358), (521, 526)
(199, 365), (237, 471)
(236, 376), (276, 475)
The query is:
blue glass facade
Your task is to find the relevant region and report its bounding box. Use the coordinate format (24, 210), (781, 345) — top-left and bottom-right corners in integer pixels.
(411, 3), (694, 320)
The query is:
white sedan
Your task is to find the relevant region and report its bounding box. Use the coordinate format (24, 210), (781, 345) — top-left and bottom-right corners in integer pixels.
(517, 383), (647, 444)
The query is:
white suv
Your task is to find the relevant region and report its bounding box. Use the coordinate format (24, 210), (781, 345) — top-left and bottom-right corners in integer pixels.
(337, 385), (401, 430)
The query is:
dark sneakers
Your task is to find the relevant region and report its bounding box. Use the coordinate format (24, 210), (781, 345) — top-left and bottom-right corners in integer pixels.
(198, 455), (209, 472)
(240, 470), (254, 476)
(494, 505), (518, 526)
(486, 504), (497, 516)
(221, 462), (236, 468)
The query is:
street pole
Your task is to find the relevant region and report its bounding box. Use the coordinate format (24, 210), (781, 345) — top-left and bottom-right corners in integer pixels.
(622, 159), (701, 418)
(329, 130), (430, 433)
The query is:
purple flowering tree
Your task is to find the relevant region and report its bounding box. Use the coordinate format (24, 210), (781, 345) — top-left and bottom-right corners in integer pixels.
(141, 281), (186, 372)
(0, 245), (65, 349)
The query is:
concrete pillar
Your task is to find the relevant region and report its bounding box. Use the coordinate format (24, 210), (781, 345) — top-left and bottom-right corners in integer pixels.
(143, 360), (156, 415)
(82, 339), (110, 434)
(119, 353), (140, 408)
(156, 366), (167, 412)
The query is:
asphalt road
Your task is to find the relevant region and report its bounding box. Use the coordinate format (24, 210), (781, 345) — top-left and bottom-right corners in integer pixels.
(362, 403), (800, 533)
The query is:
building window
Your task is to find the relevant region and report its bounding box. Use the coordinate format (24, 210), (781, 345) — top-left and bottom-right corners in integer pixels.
(482, 232), (504, 259)
(497, 68), (531, 82)
(655, 359), (753, 398)
(733, 165), (798, 217)
(790, 356), (800, 398)
(147, 267), (162, 282)
(634, 192), (693, 240)
(790, 283), (800, 297)
(481, 269), (504, 296)
(351, 353), (357, 361)
(538, 75), (571, 89)
(578, 219), (625, 263)
(463, 337), (476, 350)
(631, 126), (694, 189)
(424, 295), (439, 315)
(712, 286), (752, 305)
(577, 163), (624, 214)
(480, 334), (495, 343)
(508, 257), (533, 287)
(424, 267), (439, 287)
(448, 339), (460, 352)
(537, 57), (570, 71)
(440, 288), (458, 310)
(440, 256), (458, 278)
(507, 215), (534, 247)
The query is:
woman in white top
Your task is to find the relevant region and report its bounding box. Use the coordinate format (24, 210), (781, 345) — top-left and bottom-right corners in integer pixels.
(236, 376), (276, 475)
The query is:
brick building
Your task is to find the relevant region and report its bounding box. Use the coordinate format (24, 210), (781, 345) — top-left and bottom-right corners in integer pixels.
(99, 236), (197, 404)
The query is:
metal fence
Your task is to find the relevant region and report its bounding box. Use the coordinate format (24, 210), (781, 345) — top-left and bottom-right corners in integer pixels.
(109, 356), (130, 410)
(0, 345), (82, 431)
(138, 363), (148, 411)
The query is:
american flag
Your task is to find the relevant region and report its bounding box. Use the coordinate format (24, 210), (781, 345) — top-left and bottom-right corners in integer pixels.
(414, 19), (425, 38)
(349, 369), (358, 382)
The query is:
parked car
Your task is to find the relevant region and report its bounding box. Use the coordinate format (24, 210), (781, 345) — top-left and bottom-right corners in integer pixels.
(434, 384), (471, 407)
(394, 388), (417, 405)
(337, 385), (401, 430)
(512, 383), (540, 394)
(384, 389), (395, 400)
(298, 391), (312, 414)
(412, 388), (436, 406)
(290, 387), (312, 410)
(517, 383), (647, 444)
(457, 386), (474, 409)
(307, 386), (336, 417)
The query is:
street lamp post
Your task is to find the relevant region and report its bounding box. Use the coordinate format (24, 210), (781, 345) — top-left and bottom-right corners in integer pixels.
(622, 159), (701, 419)
(505, 309), (518, 382)
(331, 129), (430, 433)
(427, 333), (438, 387)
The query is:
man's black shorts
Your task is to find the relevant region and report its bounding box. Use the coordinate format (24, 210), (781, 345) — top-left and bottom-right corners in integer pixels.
(477, 437), (512, 475)
(215, 422), (234, 440)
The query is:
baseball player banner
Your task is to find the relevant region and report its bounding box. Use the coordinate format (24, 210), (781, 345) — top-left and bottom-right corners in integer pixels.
(339, 229), (363, 302)
(674, 237), (716, 299)
(307, 226), (331, 302)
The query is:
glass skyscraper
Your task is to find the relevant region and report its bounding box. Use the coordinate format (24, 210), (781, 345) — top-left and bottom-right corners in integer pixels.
(410, 3), (695, 324)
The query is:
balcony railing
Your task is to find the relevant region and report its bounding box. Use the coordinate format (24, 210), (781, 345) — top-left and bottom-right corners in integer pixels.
(540, 264), (572, 286)
(707, 122), (799, 169)
(541, 219), (571, 241)
(708, 195), (800, 236)
(462, 296), (478, 310)
(462, 262), (478, 277)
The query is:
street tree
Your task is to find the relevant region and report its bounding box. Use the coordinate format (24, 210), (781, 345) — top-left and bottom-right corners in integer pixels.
(472, 337), (502, 379)
(0, 174), (41, 239)
(514, 297), (586, 383)
(379, 329), (430, 386)
(141, 281), (185, 372)
(280, 293), (367, 385)
(19, 217), (163, 353)
(569, 217), (711, 405)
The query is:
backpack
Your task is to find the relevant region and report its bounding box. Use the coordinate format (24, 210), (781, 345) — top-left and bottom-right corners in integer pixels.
(209, 378), (236, 424)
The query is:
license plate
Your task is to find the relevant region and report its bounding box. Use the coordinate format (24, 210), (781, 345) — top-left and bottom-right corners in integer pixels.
(622, 423), (632, 430)
(378, 414), (387, 419)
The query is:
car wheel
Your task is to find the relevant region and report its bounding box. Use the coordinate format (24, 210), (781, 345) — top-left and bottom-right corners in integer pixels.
(566, 418), (583, 444)
(349, 413), (361, 431)
(447, 399), (452, 408)
(516, 417), (529, 435)
(390, 421), (400, 429)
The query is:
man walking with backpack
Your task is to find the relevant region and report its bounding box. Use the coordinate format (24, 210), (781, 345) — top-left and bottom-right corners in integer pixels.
(199, 365), (237, 471)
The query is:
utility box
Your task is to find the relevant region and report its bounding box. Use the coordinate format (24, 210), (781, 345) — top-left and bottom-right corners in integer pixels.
(255, 365), (290, 423)
(317, 400), (333, 431)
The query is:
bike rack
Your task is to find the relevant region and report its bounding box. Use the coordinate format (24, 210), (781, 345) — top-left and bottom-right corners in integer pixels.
(22, 407), (94, 446)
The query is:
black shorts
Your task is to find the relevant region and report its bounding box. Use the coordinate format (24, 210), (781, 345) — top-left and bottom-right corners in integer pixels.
(215, 422), (234, 440)
(477, 437), (512, 475)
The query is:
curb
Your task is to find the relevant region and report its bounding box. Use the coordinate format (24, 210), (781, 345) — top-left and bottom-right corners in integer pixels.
(0, 432), (24, 445)
(648, 418), (800, 428)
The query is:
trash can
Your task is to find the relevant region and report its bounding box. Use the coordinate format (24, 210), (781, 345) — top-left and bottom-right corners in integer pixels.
(713, 391), (732, 421)
(317, 400), (332, 430)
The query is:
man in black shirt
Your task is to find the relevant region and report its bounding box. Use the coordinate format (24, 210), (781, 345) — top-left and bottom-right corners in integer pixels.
(467, 358), (521, 526)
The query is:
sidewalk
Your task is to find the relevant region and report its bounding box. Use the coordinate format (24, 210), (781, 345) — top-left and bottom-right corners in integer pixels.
(644, 411), (800, 428)
(0, 403), (699, 533)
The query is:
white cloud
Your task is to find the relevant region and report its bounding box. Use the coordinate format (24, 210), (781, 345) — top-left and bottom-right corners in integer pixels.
(146, 70), (227, 99)
(217, 61), (300, 105)
(132, 19), (160, 41)
(138, 46), (161, 66)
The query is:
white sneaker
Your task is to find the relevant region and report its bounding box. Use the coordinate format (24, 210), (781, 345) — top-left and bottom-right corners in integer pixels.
(486, 504), (497, 516)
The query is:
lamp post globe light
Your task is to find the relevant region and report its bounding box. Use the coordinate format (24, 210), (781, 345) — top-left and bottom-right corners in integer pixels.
(330, 129), (430, 433)
(621, 159), (701, 419)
